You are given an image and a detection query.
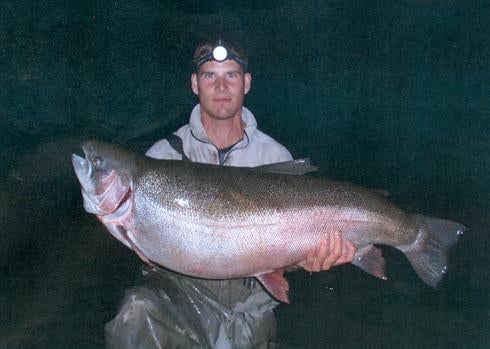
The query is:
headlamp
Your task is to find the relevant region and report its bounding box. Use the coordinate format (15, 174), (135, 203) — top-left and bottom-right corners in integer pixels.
(194, 39), (248, 71)
(212, 45), (228, 62)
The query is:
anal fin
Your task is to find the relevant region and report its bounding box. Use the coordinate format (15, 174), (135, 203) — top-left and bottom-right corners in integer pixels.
(352, 244), (387, 280)
(256, 269), (290, 304)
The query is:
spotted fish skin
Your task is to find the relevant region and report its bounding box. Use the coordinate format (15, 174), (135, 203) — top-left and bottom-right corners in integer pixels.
(72, 140), (465, 303)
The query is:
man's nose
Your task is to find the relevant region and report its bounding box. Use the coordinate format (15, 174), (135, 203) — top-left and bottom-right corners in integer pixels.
(215, 76), (227, 91)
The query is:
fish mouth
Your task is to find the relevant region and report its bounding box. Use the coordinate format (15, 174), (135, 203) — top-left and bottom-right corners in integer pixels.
(71, 148), (97, 195)
(71, 151), (102, 214)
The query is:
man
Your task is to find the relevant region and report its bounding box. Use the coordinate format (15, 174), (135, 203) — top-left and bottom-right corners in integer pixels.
(105, 38), (355, 349)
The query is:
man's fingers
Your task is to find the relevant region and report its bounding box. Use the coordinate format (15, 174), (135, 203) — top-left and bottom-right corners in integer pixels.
(346, 240), (356, 262)
(301, 231), (356, 272)
(304, 245), (318, 271)
(304, 236), (330, 272)
(333, 239), (356, 266)
(322, 231), (343, 270)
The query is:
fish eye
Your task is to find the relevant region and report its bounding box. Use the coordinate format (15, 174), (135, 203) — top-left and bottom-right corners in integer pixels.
(93, 157), (104, 168)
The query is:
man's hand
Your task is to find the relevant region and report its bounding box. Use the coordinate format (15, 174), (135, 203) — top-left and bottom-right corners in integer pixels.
(299, 230), (356, 272)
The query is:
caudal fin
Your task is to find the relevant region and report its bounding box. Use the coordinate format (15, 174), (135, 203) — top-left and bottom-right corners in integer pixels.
(402, 214), (466, 288)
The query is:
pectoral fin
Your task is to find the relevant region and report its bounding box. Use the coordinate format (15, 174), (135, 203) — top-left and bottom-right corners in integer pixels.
(256, 269), (290, 304)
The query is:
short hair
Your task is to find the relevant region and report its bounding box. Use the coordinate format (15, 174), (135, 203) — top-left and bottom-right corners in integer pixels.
(192, 38), (248, 73)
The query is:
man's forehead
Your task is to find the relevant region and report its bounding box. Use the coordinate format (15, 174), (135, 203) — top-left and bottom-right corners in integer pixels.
(197, 60), (244, 74)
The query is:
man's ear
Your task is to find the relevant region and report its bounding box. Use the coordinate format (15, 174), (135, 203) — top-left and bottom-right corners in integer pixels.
(244, 73), (252, 95)
(191, 73), (198, 95)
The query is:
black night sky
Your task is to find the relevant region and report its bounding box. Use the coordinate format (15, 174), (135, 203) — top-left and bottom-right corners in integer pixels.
(1, 1), (489, 348)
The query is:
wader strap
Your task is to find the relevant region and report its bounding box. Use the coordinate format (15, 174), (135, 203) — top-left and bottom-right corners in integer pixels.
(166, 134), (189, 161)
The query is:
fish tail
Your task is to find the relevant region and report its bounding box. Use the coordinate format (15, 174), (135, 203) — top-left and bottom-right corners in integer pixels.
(402, 214), (466, 288)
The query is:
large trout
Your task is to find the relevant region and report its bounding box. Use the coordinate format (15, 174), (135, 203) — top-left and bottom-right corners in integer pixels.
(72, 140), (465, 303)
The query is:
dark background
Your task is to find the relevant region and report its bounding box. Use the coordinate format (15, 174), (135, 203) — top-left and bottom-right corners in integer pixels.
(1, 1), (489, 348)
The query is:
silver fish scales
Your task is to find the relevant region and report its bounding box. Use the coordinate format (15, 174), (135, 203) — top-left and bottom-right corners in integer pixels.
(72, 140), (465, 303)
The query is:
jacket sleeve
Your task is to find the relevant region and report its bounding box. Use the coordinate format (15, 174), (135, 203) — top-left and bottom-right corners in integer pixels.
(267, 144), (293, 163)
(252, 132), (293, 166)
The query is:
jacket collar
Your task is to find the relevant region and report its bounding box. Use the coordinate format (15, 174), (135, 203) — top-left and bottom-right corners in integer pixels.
(189, 104), (258, 145)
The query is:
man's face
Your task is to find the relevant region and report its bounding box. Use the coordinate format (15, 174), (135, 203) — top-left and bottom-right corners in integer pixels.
(191, 60), (251, 121)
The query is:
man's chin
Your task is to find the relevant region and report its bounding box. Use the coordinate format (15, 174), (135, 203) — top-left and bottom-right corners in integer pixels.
(209, 113), (237, 121)
(207, 109), (239, 121)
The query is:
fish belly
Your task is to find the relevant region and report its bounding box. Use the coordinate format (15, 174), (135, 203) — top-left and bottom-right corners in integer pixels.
(127, 198), (408, 279)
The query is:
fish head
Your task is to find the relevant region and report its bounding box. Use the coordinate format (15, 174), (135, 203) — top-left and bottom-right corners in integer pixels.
(72, 140), (135, 216)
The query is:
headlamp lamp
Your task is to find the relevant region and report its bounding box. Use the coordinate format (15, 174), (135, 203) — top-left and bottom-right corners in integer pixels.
(194, 40), (248, 71)
(212, 45), (228, 62)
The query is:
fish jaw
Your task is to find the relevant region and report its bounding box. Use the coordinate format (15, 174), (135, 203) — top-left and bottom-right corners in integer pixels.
(72, 153), (101, 214)
(72, 153), (91, 191)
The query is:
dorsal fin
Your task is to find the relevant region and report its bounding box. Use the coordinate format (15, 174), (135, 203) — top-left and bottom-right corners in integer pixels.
(254, 158), (317, 176)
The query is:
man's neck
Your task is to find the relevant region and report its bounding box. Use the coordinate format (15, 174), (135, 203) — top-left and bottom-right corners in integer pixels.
(201, 114), (245, 149)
